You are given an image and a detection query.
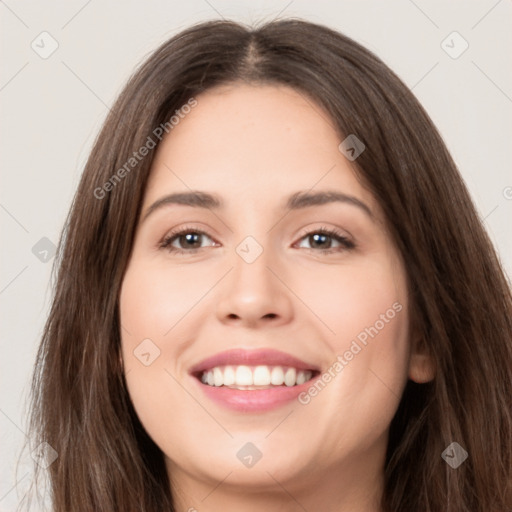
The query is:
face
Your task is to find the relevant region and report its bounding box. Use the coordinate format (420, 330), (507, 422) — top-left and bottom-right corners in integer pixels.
(119, 84), (432, 508)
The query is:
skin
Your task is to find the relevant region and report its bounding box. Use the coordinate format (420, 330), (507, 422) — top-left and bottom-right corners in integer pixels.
(119, 84), (434, 512)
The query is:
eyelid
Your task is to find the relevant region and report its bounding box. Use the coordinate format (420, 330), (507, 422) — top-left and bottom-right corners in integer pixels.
(293, 225), (355, 251)
(159, 223), (355, 254)
(159, 225), (217, 251)
(295, 224), (353, 243)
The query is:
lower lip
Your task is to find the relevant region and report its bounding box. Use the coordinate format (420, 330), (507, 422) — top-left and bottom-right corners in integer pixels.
(192, 375), (319, 412)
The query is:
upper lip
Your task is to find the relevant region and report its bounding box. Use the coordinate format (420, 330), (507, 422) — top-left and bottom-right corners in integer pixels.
(189, 348), (321, 375)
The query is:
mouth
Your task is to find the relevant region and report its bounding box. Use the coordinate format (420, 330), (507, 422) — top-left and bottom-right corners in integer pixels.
(189, 348), (321, 411)
(194, 365), (318, 389)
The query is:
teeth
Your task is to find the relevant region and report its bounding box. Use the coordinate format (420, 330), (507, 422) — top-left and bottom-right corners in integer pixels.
(213, 367), (223, 387)
(270, 367), (285, 385)
(296, 370), (307, 385)
(223, 365), (235, 386)
(284, 368), (297, 387)
(235, 365), (253, 385)
(199, 365), (313, 388)
(253, 366), (271, 386)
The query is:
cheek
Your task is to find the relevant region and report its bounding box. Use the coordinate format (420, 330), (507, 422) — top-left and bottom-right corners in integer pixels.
(118, 261), (209, 451)
(294, 255), (410, 419)
(119, 258), (213, 338)
(293, 255), (408, 350)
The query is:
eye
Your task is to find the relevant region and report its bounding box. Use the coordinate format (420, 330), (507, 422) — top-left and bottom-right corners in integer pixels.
(295, 227), (355, 253)
(159, 225), (355, 255)
(159, 226), (217, 254)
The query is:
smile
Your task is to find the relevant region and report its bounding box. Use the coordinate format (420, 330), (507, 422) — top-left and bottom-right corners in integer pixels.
(200, 365), (315, 388)
(189, 348), (321, 412)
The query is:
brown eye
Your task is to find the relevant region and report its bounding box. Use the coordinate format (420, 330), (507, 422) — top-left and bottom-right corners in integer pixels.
(296, 228), (355, 253)
(160, 228), (216, 254)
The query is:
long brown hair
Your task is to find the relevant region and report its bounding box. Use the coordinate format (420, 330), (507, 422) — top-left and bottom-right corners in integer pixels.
(25, 19), (512, 512)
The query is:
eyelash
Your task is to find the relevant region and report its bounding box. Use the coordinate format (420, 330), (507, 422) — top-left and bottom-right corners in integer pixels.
(159, 225), (355, 255)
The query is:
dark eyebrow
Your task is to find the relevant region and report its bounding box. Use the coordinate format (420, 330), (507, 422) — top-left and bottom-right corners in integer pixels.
(286, 191), (373, 218)
(142, 189), (373, 223)
(142, 191), (222, 222)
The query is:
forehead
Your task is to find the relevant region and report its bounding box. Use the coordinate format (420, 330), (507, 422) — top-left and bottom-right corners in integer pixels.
(144, 83), (375, 212)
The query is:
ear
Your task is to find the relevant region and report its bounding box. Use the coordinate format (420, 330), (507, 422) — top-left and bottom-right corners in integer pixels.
(408, 338), (436, 383)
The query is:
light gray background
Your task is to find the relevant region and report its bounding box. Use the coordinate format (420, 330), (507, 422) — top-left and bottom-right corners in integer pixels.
(1, 1), (511, 509)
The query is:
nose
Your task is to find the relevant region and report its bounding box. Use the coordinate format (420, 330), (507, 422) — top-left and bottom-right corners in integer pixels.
(215, 242), (294, 328)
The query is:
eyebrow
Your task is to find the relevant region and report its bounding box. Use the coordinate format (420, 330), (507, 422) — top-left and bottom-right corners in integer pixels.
(141, 189), (373, 222)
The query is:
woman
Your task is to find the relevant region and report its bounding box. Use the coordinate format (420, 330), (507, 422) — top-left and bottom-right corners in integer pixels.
(26, 18), (512, 512)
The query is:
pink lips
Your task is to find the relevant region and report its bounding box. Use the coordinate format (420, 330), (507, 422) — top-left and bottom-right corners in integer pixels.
(189, 348), (321, 413)
(189, 348), (320, 375)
